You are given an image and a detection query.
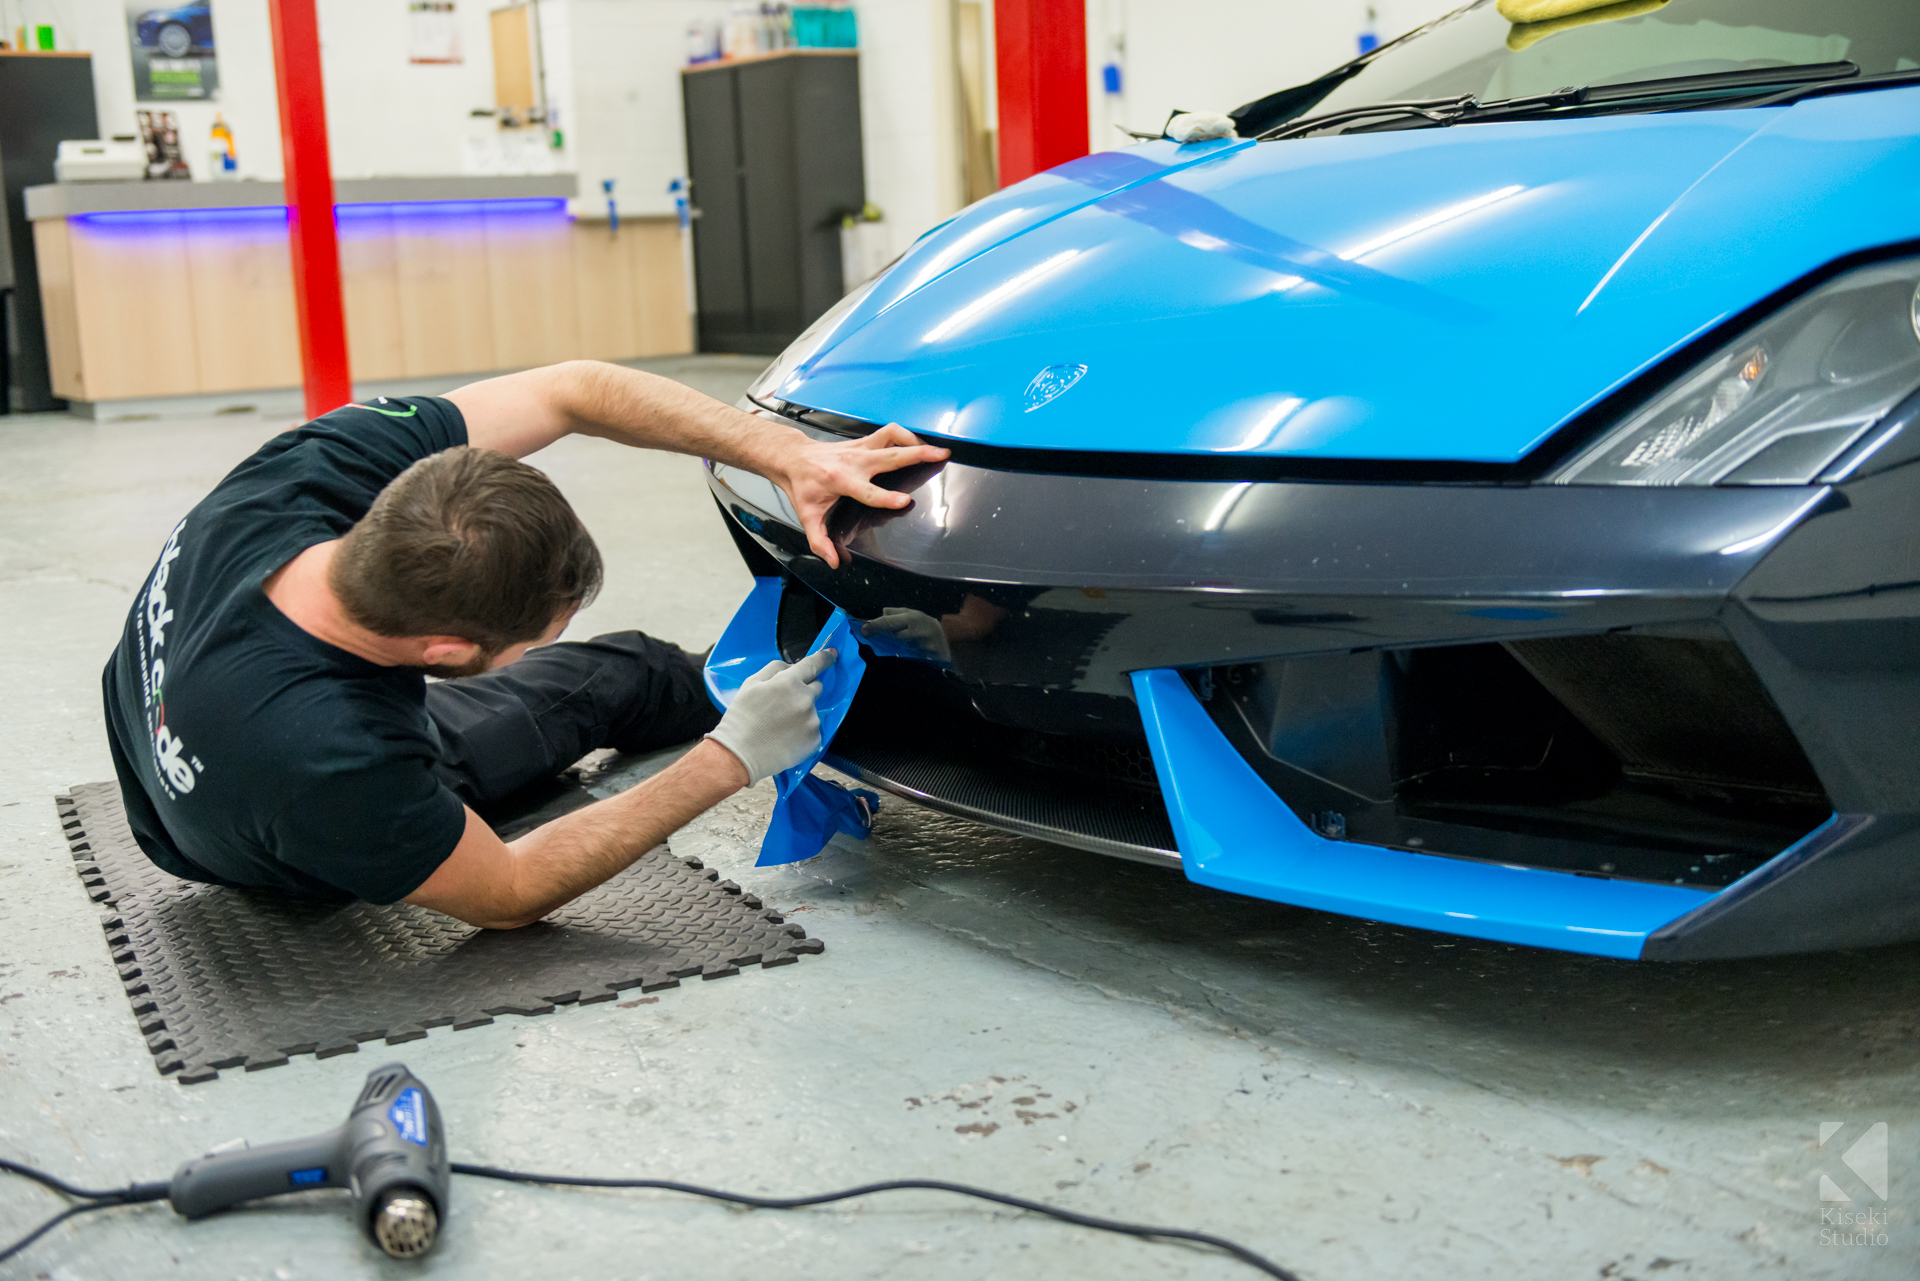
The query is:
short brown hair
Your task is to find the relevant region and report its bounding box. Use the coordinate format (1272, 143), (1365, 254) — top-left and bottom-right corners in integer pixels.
(330, 447), (602, 653)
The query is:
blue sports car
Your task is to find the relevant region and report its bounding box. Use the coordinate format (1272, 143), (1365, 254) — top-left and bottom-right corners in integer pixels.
(704, 0), (1920, 960)
(135, 3), (213, 59)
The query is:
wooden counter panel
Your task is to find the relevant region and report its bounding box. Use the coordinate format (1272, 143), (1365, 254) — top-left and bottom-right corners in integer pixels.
(572, 220), (642, 361)
(338, 211), (406, 381)
(630, 221), (694, 357)
(183, 216), (301, 394)
(394, 214), (497, 378)
(67, 216), (201, 401)
(34, 212), (692, 402)
(486, 210), (582, 369)
(572, 219), (692, 361)
(32, 219), (84, 401)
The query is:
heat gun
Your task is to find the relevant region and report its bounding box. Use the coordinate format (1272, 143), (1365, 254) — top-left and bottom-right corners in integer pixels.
(4, 1063), (1298, 1276)
(166, 1061), (448, 1258)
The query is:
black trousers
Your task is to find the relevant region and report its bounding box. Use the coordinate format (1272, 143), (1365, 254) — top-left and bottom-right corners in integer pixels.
(424, 630), (720, 806)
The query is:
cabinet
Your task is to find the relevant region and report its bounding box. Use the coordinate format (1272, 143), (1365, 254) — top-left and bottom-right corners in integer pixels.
(682, 50), (864, 356)
(0, 52), (97, 412)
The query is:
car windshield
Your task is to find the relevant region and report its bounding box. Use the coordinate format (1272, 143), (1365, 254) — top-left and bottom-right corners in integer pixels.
(1264, 0), (1920, 127)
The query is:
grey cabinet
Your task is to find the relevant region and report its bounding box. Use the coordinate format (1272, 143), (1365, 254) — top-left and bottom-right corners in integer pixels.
(682, 51), (864, 356)
(0, 52), (98, 412)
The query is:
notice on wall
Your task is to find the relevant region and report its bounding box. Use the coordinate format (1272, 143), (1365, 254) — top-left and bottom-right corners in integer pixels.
(408, 1), (462, 64)
(127, 0), (219, 101)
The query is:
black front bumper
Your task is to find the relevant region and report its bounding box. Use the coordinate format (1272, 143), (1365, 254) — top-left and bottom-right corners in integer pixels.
(708, 405), (1920, 958)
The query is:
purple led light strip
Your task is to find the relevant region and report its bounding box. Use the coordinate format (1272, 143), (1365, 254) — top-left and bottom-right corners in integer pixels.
(78, 198), (569, 226)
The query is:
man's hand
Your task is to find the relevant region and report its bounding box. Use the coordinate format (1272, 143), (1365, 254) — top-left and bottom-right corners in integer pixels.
(761, 425), (949, 567)
(445, 362), (948, 567)
(706, 648), (836, 784)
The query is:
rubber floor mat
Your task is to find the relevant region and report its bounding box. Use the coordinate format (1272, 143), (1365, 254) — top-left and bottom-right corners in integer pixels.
(55, 781), (823, 1084)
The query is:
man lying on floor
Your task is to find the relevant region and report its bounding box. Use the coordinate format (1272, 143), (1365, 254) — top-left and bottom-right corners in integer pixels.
(102, 361), (946, 928)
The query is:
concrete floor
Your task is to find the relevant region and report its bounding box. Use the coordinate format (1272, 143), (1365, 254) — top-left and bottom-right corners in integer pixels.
(1, 355), (1913, 1280)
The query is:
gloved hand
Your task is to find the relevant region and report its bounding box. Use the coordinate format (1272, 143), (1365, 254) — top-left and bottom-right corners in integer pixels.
(861, 608), (952, 663)
(706, 648), (837, 785)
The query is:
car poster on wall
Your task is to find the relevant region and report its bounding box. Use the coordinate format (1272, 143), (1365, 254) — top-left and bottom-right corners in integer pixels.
(127, 0), (219, 101)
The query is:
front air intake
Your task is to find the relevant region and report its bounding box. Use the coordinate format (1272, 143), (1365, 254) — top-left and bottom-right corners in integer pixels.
(1201, 625), (1833, 889)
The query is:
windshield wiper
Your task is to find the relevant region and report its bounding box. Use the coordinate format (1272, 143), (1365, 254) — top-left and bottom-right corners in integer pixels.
(1580, 59), (1858, 105)
(1260, 61), (1861, 141)
(1736, 65), (1920, 110)
(1258, 89), (1570, 141)
(1227, 5), (1476, 138)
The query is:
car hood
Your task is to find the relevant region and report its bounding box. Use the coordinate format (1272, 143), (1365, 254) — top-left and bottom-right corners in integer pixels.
(775, 87), (1920, 463)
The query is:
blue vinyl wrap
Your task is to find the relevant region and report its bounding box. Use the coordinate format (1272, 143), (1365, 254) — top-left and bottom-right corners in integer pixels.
(773, 608), (866, 799)
(759, 775), (878, 867)
(774, 89), (1920, 465)
(702, 582), (877, 866)
(703, 576), (785, 711)
(1129, 668), (1714, 959)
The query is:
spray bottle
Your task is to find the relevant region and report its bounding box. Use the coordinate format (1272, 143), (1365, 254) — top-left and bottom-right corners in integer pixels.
(209, 113), (238, 180)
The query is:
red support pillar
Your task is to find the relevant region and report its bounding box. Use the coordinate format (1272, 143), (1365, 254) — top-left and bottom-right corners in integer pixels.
(268, 0), (352, 420)
(993, 0), (1089, 187)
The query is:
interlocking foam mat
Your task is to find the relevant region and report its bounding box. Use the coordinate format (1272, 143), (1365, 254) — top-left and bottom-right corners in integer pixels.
(55, 781), (823, 1084)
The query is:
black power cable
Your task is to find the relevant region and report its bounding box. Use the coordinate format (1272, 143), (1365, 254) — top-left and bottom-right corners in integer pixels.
(1, 1199), (141, 1265)
(450, 1165), (1302, 1279)
(1, 1157), (1303, 1278)
(0, 1159), (170, 1265)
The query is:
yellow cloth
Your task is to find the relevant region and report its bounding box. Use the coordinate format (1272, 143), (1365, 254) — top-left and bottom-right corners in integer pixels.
(1502, 0), (1668, 52)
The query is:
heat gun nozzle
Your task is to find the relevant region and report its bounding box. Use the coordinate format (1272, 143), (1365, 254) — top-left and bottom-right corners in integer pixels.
(371, 1191), (438, 1259)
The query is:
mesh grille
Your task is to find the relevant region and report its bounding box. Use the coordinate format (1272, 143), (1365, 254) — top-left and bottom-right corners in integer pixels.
(1006, 732), (1161, 791)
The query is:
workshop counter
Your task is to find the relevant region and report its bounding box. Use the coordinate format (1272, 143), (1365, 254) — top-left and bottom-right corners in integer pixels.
(27, 176), (692, 409)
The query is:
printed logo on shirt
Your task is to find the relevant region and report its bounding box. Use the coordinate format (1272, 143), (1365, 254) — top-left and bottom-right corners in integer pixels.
(138, 519), (204, 800)
(353, 398), (418, 419)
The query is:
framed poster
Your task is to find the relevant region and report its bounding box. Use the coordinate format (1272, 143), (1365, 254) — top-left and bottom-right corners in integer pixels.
(128, 0), (219, 101)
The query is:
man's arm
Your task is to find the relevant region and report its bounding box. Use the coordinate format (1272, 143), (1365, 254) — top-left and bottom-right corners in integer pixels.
(404, 739), (747, 929)
(404, 647), (836, 928)
(444, 360), (948, 567)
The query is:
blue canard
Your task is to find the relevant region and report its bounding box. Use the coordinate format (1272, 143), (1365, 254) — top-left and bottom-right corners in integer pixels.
(1023, 363), (1087, 412)
(388, 1087), (428, 1147)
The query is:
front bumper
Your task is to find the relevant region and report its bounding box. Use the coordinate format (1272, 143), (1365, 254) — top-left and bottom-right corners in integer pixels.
(705, 406), (1920, 959)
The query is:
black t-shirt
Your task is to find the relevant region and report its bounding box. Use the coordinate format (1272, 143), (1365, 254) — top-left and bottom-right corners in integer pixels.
(102, 396), (471, 904)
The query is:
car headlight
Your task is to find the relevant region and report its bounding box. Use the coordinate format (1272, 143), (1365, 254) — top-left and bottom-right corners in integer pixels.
(1550, 257), (1920, 486)
(747, 269), (889, 402)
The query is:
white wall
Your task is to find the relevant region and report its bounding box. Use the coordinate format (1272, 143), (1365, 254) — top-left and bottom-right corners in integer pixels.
(556, 0), (733, 219)
(42, 0), (499, 182)
(560, 0), (965, 250)
(317, 0), (502, 179)
(852, 0), (963, 257)
(30, 0), (1469, 278)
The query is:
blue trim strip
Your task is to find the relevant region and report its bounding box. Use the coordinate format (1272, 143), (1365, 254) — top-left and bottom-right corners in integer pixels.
(75, 198), (568, 227)
(703, 576), (785, 712)
(336, 198), (568, 219)
(1129, 668), (1714, 959)
(79, 207), (290, 225)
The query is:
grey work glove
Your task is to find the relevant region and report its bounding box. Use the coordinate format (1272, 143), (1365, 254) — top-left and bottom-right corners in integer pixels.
(706, 648), (837, 785)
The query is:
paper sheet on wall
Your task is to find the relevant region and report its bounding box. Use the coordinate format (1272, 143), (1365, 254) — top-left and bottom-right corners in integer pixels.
(409, 0), (463, 64)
